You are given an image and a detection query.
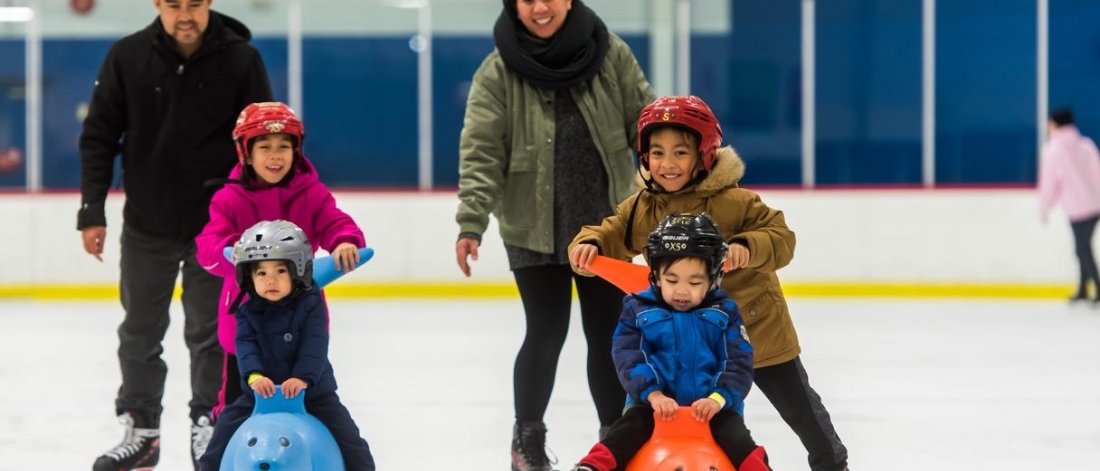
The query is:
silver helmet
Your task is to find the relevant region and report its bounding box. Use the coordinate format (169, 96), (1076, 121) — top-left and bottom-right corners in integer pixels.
(233, 220), (314, 289)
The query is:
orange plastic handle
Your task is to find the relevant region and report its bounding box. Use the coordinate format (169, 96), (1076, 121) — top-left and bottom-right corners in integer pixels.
(587, 255), (733, 294)
(587, 255), (651, 294)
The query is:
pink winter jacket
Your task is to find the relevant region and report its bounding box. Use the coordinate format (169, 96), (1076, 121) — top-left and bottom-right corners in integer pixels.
(1038, 126), (1100, 223)
(195, 157), (365, 354)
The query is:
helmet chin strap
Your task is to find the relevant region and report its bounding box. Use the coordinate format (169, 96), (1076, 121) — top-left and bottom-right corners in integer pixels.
(638, 163), (657, 192)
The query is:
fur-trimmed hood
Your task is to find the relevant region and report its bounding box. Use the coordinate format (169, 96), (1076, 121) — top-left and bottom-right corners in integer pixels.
(635, 146), (746, 195)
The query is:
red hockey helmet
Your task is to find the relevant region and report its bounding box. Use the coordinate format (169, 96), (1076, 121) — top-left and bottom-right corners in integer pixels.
(637, 96), (723, 171)
(232, 102), (305, 164)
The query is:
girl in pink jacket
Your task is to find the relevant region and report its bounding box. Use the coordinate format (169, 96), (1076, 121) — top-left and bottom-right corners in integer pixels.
(1038, 108), (1100, 304)
(195, 102), (365, 416)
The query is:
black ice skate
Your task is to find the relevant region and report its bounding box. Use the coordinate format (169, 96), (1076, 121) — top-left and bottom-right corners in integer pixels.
(190, 412), (215, 468)
(92, 412), (160, 471)
(511, 420), (557, 471)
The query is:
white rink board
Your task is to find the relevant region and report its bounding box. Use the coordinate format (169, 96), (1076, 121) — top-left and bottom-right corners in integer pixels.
(0, 189), (1082, 286)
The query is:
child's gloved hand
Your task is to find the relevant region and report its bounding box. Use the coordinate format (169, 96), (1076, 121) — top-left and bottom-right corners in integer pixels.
(331, 242), (360, 272)
(726, 243), (750, 270)
(690, 397), (721, 422)
(281, 378), (308, 398)
(569, 243), (599, 276)
(647, 391), (678, 421)
(249, 376), (276, 398)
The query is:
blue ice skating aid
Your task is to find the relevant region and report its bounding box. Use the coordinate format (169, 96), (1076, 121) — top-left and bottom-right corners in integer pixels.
(220, 386), (346, 471)
(224, 246), (374, 288)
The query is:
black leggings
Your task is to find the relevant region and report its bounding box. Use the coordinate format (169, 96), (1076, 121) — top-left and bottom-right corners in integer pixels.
(513, 264), (626, 426)
(1071, 215), (1100, 298)
(755, 357), (848, 471)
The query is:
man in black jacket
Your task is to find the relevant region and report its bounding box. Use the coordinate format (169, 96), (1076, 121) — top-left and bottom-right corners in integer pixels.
(78, 1), (272, 470)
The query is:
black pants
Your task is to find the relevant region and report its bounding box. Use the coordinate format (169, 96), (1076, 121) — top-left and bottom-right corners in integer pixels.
(755, 357), (849, 471)
(116, 223), (222, 427)
(513, 264), (626, 426)
(1070, 215), (1100, 298)
(199, 391), (375, 471)
(599, 406), (758, 470)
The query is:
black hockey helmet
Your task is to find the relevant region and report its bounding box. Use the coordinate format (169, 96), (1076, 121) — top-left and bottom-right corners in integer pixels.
(646, 212), (728, 283)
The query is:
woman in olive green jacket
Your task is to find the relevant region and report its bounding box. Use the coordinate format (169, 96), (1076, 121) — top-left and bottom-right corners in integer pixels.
(453, 1), (655, 469)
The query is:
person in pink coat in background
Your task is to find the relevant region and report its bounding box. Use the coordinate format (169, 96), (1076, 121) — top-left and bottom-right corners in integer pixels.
(195, 102), (366, 426)
(1038, 108), (1100, 305)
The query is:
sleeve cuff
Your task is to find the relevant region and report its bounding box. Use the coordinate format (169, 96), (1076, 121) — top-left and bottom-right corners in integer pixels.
(458, 232), (482, 243)
(247, 372), (265, 385)
(77, 202), (107, 230)
(639, 385), (661, 403)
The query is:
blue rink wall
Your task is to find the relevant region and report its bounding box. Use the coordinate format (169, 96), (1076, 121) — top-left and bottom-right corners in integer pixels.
(2, 0), (1100, 189)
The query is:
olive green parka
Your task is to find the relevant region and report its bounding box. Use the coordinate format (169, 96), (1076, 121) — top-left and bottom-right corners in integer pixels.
(456, 33), (655, 253)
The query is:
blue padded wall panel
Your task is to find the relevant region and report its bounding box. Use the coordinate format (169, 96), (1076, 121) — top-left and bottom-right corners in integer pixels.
(1050, 0), (1100, 145)
(816, 0), (922, 185)
(0, 40), (27, 188)
(935, 0), (1037, 184)
(301, 37), (417, 187)
(693, 0), (802, 186)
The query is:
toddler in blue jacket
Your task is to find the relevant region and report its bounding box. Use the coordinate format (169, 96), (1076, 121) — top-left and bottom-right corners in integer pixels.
(571, 213), (770, 471)
(199, 220), (375, 470)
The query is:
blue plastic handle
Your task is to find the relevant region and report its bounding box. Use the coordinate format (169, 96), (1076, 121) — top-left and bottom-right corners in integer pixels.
(223, 246), (374, 289)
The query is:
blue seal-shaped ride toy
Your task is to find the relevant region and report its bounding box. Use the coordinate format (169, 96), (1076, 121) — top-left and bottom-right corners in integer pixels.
(220, 386), (345, 471)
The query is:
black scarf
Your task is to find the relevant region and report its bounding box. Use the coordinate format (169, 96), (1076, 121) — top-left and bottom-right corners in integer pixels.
(493, 0), (609, 90)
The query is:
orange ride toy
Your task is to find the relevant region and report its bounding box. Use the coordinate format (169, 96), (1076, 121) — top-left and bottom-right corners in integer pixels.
(623, 407), (736, 471)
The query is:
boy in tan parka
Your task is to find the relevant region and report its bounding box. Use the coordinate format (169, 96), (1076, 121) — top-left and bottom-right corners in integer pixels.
(568, 96), (850, 471)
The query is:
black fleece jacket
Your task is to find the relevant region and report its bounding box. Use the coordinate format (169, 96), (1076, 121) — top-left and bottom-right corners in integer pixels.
(78, 11), (273, 241)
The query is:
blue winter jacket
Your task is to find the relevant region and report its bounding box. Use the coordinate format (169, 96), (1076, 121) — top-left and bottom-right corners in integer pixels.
(236, 287), (337, 397)
(613, 287), (754, 415)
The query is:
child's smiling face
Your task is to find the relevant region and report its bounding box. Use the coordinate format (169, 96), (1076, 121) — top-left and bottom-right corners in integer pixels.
(249, 134), (295, 185)
(646, 127), (701, 192)
(656, 257), (710, 311)
(251, 260), (293, 302)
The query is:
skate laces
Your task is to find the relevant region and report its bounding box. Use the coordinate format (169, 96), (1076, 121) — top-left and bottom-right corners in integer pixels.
(104, 414), (159, 460)
(191, 415), (214, 459)
(516, 423), (558, 467)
